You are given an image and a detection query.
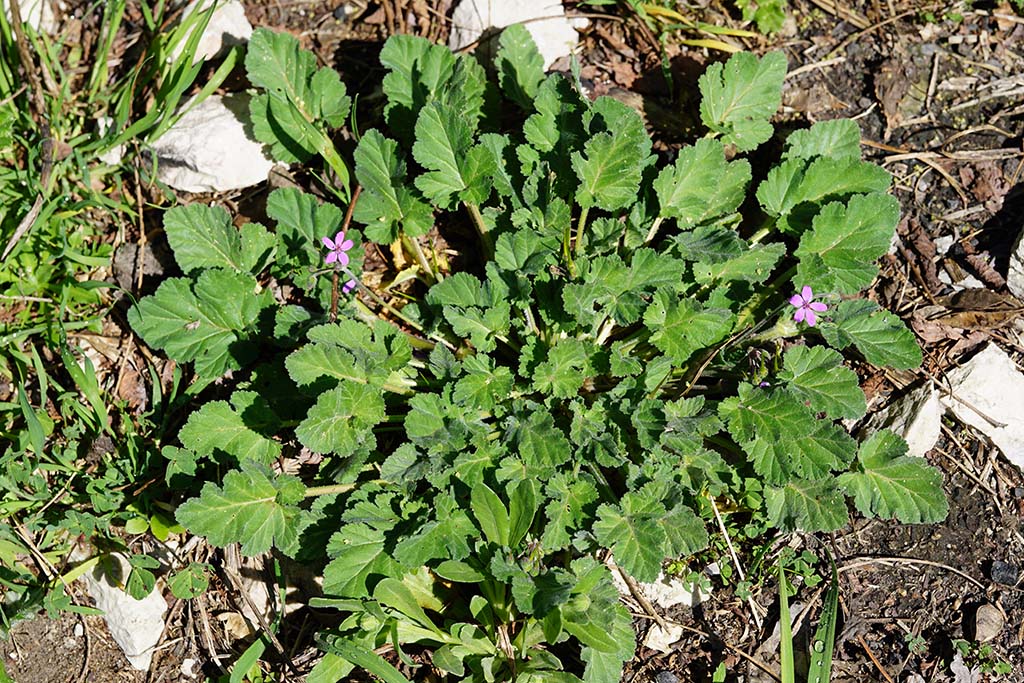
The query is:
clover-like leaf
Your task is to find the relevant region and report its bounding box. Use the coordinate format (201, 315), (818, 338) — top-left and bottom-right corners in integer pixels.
(169, 562), (211, 599)
(698, 51), (786, 151)
(838, 430), (948, 523)
(176, 461), (308, 556)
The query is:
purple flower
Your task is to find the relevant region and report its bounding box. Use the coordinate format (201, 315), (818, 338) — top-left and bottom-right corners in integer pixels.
(342, 279), (357, 294)
(789, 285), (828, 326)
(322, 230), (354, 266)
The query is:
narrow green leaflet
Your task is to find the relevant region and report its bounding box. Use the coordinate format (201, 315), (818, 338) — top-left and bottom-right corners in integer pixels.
(779, 345), (867, 420)
(572, 98), (651, 211)
(163, 204), (274, 275)
(495, 24), (544, 108)
(838, 430), (948, 523)
(819, 299), (922, 370)
(353, 130), (433, 242)
(178, 393), (282, 465)
(764, 479), (849, 532)
(795, 194), (899, 294)
(644, 291), (734, 365)
(295, 382), (385, 456)
(127, 270), (271, 378)
(176, 462), (308, 556)
(653, 138), (750, 228)
(593, 493), (668, 582)
(698, 51), (786, 151)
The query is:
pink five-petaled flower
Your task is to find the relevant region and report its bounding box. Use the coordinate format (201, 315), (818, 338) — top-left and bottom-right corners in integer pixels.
(789, 285), (828, 326)
(322, 230), (354, 267)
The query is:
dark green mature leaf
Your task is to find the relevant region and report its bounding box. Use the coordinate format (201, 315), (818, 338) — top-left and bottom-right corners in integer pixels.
(246, 28), (350, 162)
(380, 34), (457, 138)
(749, 420), (856, 484)
(783, 119), (862, 162)
(353, 130), (433, 243)
(127, 270), (271, 379)
(163, 204), (274, 275)
(694, 243), (784, 285)
(471, 483), (510, 546)
(178, 391), (282, 465)
(295, 382), (385, 456)
(654, 138), (750, 228)
(659, 504), (709, 559)
(496, 24), (544, 108)
(819, 300), (922, 369)
(392, 493), (475, 565)
(644, 291), (734, 365)
(542, 473), (598, 552)
(412, 102), (474, 209)
(779, 345), (867, 420)
(286, 320), (413, 390)
(698, 51), (786, 151)
(266, 187), (343, 275)
(593, 493), (668, 582)
(795, 194), (899, 294)
(838, 431), (948, 523)
(532, 338), (594, 399)
(765, 479), (848, 532)
(323, 524), (401, 597)
(452, 355), (513, 411)
(176, 461), (308, 556)
(573, 98), (652, 211)
(523, 74), (586, 155)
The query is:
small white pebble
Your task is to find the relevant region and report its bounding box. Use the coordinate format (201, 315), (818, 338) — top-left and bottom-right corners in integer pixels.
(181, 657), (197, 678)
(74, 623), (84, 637)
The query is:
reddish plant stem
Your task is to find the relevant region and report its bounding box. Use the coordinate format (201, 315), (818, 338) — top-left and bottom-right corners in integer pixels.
(329, 185), (363, 322)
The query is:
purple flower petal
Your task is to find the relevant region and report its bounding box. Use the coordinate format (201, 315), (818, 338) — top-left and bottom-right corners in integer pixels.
(804, 310), (818, 326)
(809, 301), (828, 312)
(789, 294), (805, 308)
(342, 279), (357, 294)
(340, 239), (354, 252)
(801, 285), (813, 301)
(322, 236), (335, 249)
(793, 307), (806, 323)
(325, 251), (338, 264)
(337, 251), (350, 267)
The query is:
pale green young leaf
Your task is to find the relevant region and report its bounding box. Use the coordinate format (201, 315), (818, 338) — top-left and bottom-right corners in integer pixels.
(654, 138), (750, 227)
(765, 479), (848, 532)
(783, 119), (862, 162)
(176, 462), (308, 556)
(471, 483), (510, 546)
(819, 300), (922, 369)
(508, 480), (538, 548)
(593, 493), (667, 582)
(412, 102), (473, 208)
(246, 28), (317, 100)
(496, 24), (545, 108)
(542, 474), (598, 552)
(644, 291), (734, 365)
(838, 430), (948, 523)
(452, 355), (513, 411)
(267, 187), (343, 271)
(323, 524), (401, 597)
(163, 204), (242, 274)
(178, 395), (281, 465)
(698, 51), (787, 151)
(295, 383), (385, 456)
(795, 193), (900, 294)
(779, 345), (867, 420)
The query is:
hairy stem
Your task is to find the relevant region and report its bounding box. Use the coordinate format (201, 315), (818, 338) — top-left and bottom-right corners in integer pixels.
(643, 216), (664, 245)
(573, 206), (591, 259)
(465, 202), (493, 259)
(402, 234), (438, 283)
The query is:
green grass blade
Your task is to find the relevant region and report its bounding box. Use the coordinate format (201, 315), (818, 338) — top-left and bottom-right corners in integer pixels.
(229, 636), (266, 683)
(807, 553), (840, 682)
(778, 556), (794, 683)
(326, 637), (413, 683)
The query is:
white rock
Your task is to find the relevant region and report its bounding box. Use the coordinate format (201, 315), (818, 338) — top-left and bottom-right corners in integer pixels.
(644, 622), (684, 654)
(862, 382), (943, 456)
(449, 0), (587, 70)
(608, 560), (709, 610)
(940, 343), (1024, 469)
(150, 93), (276, 192)
(1008, 228), (1024, 300)
(1, 0), (58, 33)
(171, 0), (252, 64)
(80, 553), (167, 670)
